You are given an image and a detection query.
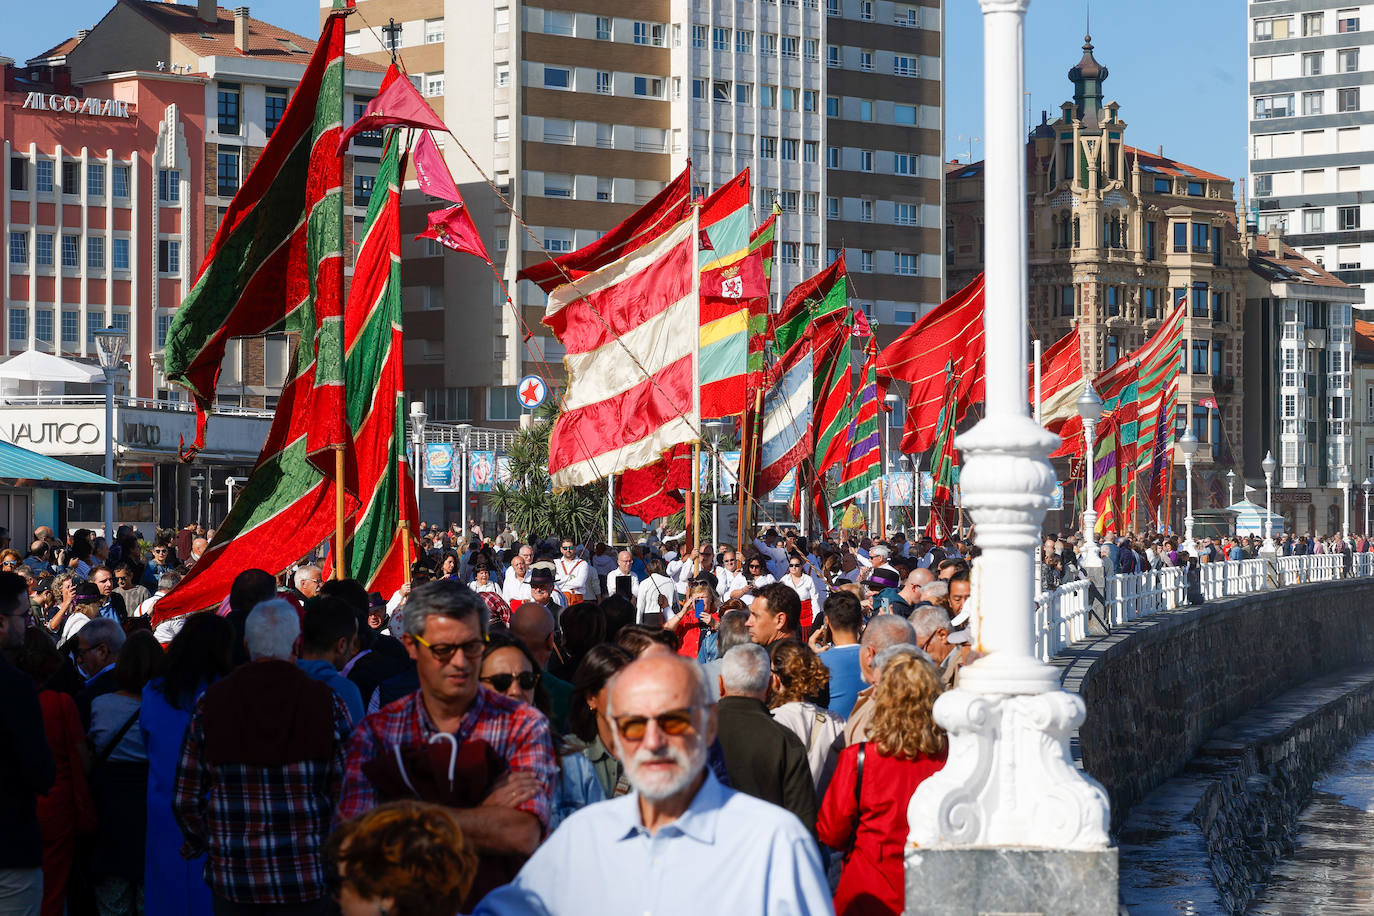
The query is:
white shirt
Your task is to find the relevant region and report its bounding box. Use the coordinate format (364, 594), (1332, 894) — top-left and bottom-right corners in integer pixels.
(60, 611), (88, 645)
(606, 570), (639, 602)
(471, 580), (501, 595)
(636, 573), (677, 623)
(502, 578), (532, 606)
(555, 557), (590, 597)
(502, 567), (530, 599)
(735, 573), (775, 604)
(714, 568), (746, 603)
(780, 572), (817, 604)
(752, 539), (790, 581)
(137, 591), (167, 618)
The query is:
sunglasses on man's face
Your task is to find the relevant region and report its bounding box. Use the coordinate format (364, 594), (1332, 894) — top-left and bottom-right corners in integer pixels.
(481, 671), (540, 692)
(613, 706), (702, 742)
(413, 633), (486, 664)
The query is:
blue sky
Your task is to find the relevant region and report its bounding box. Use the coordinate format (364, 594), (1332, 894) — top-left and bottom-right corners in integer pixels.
(12, 1), (1248, 188)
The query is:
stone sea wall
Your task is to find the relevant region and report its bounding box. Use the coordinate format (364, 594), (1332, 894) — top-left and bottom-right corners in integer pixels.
(1052, 577), (1374, 827)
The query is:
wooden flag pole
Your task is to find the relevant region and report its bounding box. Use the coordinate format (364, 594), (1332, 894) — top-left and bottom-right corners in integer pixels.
(692, 442), (703, 561)
(334, 445), (347, 580)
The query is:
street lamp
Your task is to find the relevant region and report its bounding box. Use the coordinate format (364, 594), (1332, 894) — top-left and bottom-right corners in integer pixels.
(883, 393), (901, 537)
(1076, 382), (1103, 569)
(225, 477), (239, 516)
(1226, 469), (1235, 508)
(93, 326), (127, 542)
(191, 473), (205, 529)
(457, 423), (473, 540)
(1261, 450), (1277, 554)
(900, 454), (914, 536)
(409, 401), (427, 519)
(1363, 478), (1372, 539)
(1179, 426), (1198, 556)
(702, 419), (729, 551)
(1339, 465), (1352, 541)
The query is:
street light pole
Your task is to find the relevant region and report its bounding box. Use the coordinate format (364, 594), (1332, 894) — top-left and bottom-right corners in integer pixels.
(409, 402), (426, 520)
(1077, 383), (1102, 569)
(1180, 427), (1198, 556)
(225, 477), (238, 515)
(457, 424), (473, 540)
(93, 326), (128, 543)
(1261, 450), (1277, 554)
(1226, 469), (1235, 509)
(1363, 478), (1372, 539)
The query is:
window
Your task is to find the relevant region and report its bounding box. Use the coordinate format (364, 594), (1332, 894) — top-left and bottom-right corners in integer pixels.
(61, 161), (78, 193)
(590, 70), (608, 95)
(87, 236), (103, 270)
(781, 242), (799, 264)
(113, 238), (129, 271)
(1304, 12), (1324, 36)
(488, 386), (522, 422)
(1105, 285), (1120, 316)
(60, 311), (78, 345)
(494, 65), (511, 88)
(1192, 339), (1209, 374)
(424, 74), (444, 97)
(494, 117), (509, 140)
(1339, 206), (1361, 230)
(893, 55), (918, 77)
(633, 22), (664, 46)
(159, 169), (180, 203)
(859, 50), (873, 72)
(804, 39), (818, 61)
(781, 36), (798, 58)
(760, 85), (777, 108)
(593, 16), (611, 40)
(217, 82), (241, 135)
(1254, 17), (1291, 41)
(804, 243), (819, 267)
(896, 203), (918, 225)
(8, 232), (25, 265)
(736, 30), (752, 54)
(60, 235), (78, 269)
(1192, 282), (1209, 318)
(827, 146), (840, 168)
(803, 194), (818, 215)
(827, 45), (840, 68)
(1339, 88), (1360, 112)
(1173, 221), (1188, 253)
(8, 310), (25, 341)
(826, 96), (839, 117)
(1303, 91), (1324, 116)
(760, 136), (777, 159)
(425, 18), (444, 42)
(8, 157), (23, 192)
(544, 11), (574, 35)
(712, 27), (729, 51)
(1303, 52), (1324, 76)
(35, 160), (52, 193)
(858, 99), (873, 121)
(495, 7), (508, 30)
(895, 253), (918, 276)
(158, 239), (180, 274)
(1254, 94), (1294, 119)
(1338, 9), (1359, 33)
(83, 162), (104, 198)
(692, 79), (705, 100)
(803, 90), (818, 112)
(354, 173), (374, 206)
(34, 310), (51, 344)
(217, 149), (240, 197)
(860, 0), (874, 20)
(1192, 222), (1210, 251)
(543, 67), (571, 89)
(692, 25), (706, 48)
(803, 140), (818, 162)
(781, 88), (799, 110)
(1187, 181), (1204, 197)
(894, 154), (916, 176)
(781, 139), (798, 161)
(1144, 288), (1157, 319)
(85, 313), (104, 347)
(266, 88), (288, 136)
(859, 150), (873, 172)
(735, 83), (751, 104)
(596, 178), (611, 202)
(894, 103), (916, 125)
(1339, 245), (1361, 270)
(859, 200), (873, 222)
(1254, 173), (1273, 196)
(860, 250), (873, 272)
(633, 77), (663, 98)
(1339, 48), (1359, 72)
(1304, 209), (1325, 233)
(827, 0), (839, 14)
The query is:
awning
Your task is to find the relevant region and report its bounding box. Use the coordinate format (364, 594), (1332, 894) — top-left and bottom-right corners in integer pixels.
(0, 350), (103, 384)
(0, 439), (119, 491)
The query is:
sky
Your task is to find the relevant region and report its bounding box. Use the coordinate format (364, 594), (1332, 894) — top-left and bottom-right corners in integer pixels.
(10, 0), (1249, 188)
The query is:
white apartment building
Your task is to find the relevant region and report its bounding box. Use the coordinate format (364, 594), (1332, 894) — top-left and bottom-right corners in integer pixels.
(1248, 2), (1374, 298)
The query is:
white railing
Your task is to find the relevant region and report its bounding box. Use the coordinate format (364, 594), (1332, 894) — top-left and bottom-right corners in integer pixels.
(1034, 552), (1374, 662)
(0, 393), (275, 418)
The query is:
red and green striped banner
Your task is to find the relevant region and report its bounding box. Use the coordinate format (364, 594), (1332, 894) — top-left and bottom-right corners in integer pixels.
(340, 130), (420, 595)
(833, 341), (881, 504)
(153, 8), (352, 623)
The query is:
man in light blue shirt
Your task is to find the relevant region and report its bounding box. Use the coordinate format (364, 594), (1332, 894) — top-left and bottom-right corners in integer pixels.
(296, 597), (364, 726)
(476, 653), (833, 916)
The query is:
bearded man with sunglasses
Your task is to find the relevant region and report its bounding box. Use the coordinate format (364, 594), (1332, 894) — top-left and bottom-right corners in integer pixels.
(474, 653), (832, 916)
(338, 580), (557, 904)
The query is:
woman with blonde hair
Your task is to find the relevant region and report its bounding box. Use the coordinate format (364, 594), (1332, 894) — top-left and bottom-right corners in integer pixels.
(816, 650), (947, 916)
(767, 640), (845, 794)
(326, 800), (477, 916)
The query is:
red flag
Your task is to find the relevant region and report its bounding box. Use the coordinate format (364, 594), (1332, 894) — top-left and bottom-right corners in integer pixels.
(411, 129), (462, 202)
(851, 311), (873, 338)
(337, 63), (448, 152)
(618, 443), (692, 523)
(416, 203), (490, 262)
(877, 274), (985, 454)
(700, 251), (768, 300)
(1199, 396), (1218, 410)
(520, 169), (692, 293)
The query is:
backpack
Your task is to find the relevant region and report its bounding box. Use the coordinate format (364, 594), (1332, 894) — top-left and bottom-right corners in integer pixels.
(697, 626), (719, 664)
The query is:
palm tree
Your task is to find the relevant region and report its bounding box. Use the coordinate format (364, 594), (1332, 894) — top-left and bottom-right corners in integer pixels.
(491, 410), (608, 543)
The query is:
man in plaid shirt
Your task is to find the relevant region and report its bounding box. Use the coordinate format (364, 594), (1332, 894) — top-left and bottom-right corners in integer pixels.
(337, 580), (556, 905)
(173, 599), (351, 914)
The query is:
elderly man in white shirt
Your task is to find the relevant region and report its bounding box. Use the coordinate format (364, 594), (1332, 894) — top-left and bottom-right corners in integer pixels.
(607, 550), (639, 602)
(502, 553), (532, 606)
(714, 549), (747, 604)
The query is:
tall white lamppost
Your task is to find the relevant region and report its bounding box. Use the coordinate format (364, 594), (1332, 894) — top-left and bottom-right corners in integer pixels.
(1340, 465), (1351, 541)
(899, 455), (913, 535)
(1179, 427), (1198, 556)
(702, 420), (729, 552)
(1226, 469), (1235, 508)
(884, 393), (901, 534)
(906, 0), (1111, 890)
(1077, 383), (1102, 569)
(1261, 450), (1277, 554)
(225, 477), (239, 515)
(409, 401), (426, 519)
(1363, 478), (1372, 539)
(94, 327), (128, 542)
(457, 424), (473, 539)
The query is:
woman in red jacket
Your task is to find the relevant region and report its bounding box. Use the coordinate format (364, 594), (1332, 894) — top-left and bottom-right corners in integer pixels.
(817, 650), (947, 916)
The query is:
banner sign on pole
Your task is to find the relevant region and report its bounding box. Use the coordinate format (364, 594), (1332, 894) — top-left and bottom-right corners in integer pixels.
(888, 472), (914, 507)
(469, 450), (496, 492)
(424, 443), (457, 490)
(495, 454), (513, 487)
(768, 468), (797, 503)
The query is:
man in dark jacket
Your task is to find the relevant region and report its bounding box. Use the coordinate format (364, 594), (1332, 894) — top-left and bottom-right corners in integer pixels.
(713, 643), (817, 836)
(0, 570), (56, 912)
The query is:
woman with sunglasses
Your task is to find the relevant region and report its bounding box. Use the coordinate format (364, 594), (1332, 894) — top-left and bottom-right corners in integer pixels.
(663, 581), (718, 660)
(728, 555), (776, 604)
(779, 555), (819, 629)
(478, 635), (604, 831)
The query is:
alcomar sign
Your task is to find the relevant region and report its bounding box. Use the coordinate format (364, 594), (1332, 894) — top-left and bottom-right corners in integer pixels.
(22, 92), (132, 119)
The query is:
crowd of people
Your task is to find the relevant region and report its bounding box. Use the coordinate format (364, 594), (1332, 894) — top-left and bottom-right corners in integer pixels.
(0, 518), (1000, 916)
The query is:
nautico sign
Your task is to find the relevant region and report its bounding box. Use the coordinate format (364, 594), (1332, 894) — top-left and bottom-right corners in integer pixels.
(22, 92), (131, 119)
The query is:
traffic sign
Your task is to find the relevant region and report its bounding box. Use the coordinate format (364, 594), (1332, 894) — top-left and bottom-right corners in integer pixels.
(517, 375), (547, 410)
